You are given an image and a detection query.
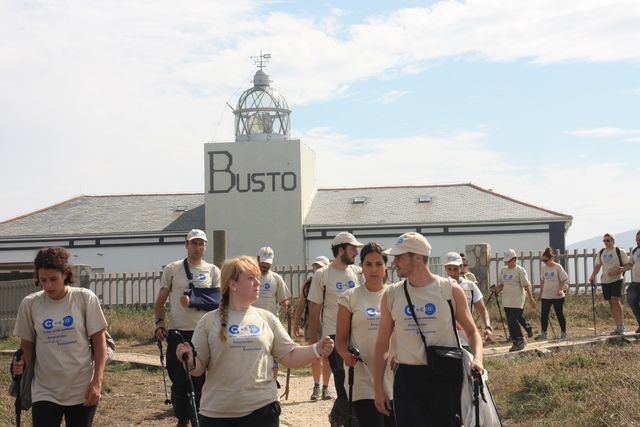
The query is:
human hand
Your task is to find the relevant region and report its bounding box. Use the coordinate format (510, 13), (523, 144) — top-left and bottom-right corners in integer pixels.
(84, 377), (102, 407)
(374, 388), (392, 416)
(483, 328), (493, 343)
(155, 325), (167, 341)
(293, 325), (301, 338)
(316, 336), (334, 357)
(180, 293), (190, 308)
(10, 359), (25, 375)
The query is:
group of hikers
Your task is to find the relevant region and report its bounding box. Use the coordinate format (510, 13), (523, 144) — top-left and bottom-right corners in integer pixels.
(8, 229), (640, 426)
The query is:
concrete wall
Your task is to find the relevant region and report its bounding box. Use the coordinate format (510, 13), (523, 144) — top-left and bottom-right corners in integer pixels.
(204, 139), (316, 265)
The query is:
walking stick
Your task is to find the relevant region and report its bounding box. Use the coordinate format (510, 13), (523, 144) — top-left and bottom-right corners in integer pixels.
(281, 312), (292, 400)
(176, 332), (200, 427)
(11, 349), (23, 427)
(157, 339), (171, 405)
(492, 287), (508, 340)
(590, 280), (597, 336)
(346, 346), (364, 427)
(472, 369), (482, 427)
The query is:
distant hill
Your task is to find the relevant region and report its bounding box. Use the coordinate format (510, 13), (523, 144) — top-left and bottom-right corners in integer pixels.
(568, 228), (638, 251)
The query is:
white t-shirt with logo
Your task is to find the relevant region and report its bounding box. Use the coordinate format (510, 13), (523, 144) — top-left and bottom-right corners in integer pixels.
(540, 263), (569, 300)
(14, 287), (108, 406)
(457, 278), (482, 347)
(192, 306), (297, 418)
(595, 247), (630, 284)
(161, 259), (221, 331)
(308, 264), (363, 336)
(385, 276), (458, 366)
(338, 284), (393, 401)
(631, 248), (640, 283)
(253, 270), (291, 316)
(498, 265), (530, 309)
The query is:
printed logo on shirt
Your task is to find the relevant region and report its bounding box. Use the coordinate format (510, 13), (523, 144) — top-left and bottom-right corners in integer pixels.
(366, 307), (379, 317)
(544, 271), (555, 278)
(404, 304), (435, 316)
(348, 280), (355, 289)
(425, 303), (437, 316)
(193, 272), (208, 285)
(228, 324), (261, 337)
(42, 315), (74, 330)
(603, 253), (614, 262)
(264, 283), (271, 289)
(42, 318), (54, 330)
(336, 282), (344, 290)
(62, 315), (74, 327)
(503, 274), (513, 281)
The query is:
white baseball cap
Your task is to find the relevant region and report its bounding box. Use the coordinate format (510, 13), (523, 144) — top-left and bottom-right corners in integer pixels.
(186, 229), (207, 242)
(383, 232), (432, 257)
(503, 249), (518, 263)
(312, 255), (330, 268)
(258, 246), (275, 264)
(443, 252), (463, 267)
(331, 232), (364, 248)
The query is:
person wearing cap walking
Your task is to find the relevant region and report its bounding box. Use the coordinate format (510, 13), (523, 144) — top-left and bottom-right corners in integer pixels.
(589, 232), (631, 335)
(254, 246), (293, 382)
(154, 229), (221, 427)
(492, 249), (536, 352)
(292, 255), (333, 400)
(374, 232), (483, 427)
(444, 252), (493, 347)
(308, 232), (365, 405)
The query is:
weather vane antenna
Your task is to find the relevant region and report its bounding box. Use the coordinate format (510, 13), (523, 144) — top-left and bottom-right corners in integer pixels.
(251, 50), (271, 70)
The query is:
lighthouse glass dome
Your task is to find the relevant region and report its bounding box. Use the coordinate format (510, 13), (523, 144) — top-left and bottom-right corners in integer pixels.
(235, 69), (291, 142)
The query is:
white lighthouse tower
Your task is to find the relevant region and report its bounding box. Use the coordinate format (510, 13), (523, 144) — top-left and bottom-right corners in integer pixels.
(204, 53), (316, 265)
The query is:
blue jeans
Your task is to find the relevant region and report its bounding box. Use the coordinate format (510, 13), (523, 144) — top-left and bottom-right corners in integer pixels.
(627, 282), (640, 325)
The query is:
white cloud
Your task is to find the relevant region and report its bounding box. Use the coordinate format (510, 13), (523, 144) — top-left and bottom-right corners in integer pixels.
(566, 127), (640, 141)
(374, 90), (408, 104)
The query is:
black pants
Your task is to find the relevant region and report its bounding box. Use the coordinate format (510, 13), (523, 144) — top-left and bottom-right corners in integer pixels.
(505, 307), (526, 340)
(167, 329), (206, 422)
(328, 334), (347, 399)
(199, 402), (280, 427)
(393, 364), (462, 427)
(353, 399), (396, 427)
(32, 400), (97, 427)
(627, 282), (640, 325)
(540, 298), (566, 332)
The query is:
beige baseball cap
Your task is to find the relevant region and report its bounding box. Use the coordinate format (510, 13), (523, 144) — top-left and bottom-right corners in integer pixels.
(312, 255), (330, 268)
(383, 232), (432, 257)
(444, 252), (463, 267)
(503, 249), (518, 263)
(331, 232), (364, 248)
(186, 229), (207, 242)
(258, 246), (275, 264)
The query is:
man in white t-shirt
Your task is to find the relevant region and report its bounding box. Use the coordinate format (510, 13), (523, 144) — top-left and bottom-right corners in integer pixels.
(308, 232), (364, 402)
(443, 252), (493, 347)
(589, 232), (631, 335)
(625, 231), (640, 333)
(154, 229), (221, 427)
(254, 246), (292, 382)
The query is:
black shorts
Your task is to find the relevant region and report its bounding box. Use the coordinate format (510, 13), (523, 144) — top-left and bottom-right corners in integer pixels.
(602, 279), (623, 300)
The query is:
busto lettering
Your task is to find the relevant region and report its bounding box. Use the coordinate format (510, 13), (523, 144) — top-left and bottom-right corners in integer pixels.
(208, 151), (297, 193)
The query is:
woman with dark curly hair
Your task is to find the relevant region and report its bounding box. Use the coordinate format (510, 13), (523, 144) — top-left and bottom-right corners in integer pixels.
(11, 247), (108, 427)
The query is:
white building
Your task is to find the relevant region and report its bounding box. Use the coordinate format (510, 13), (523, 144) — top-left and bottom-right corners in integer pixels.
(0, 63), (572, 273)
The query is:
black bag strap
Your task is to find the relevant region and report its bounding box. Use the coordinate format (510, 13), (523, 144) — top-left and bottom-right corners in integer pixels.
(183, 258), (194, 282)
(402, 279), (461, 358)
(633, 247), (639, 256)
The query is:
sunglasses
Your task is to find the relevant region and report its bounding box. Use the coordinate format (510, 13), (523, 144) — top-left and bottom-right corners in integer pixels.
(603, 239), (612, 243)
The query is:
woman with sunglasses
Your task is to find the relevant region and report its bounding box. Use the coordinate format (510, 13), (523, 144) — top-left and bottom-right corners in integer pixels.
(176, 255), (334, 427)
(536, 247), (569, 340)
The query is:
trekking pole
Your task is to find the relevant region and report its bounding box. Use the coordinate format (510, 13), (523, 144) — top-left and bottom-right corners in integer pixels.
(11, 349), (23, 427)
(492, 286), (508, 340)
(176, 332), (200, 427)
(347, 346), (364, 427)
(157, 339), (171, 405)
(281, 312), (292, 400)
(592, 281), (598, 336)
(472, 369), (482, 427)
(548, 309), (557, 339)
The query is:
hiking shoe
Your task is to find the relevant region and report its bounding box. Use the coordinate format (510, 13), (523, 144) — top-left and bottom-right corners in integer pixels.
(525, 325), (534, 338)
(534, 331), (547, 340)
(560, 331), (567, 339)
(610, 326), (625, 335)
(176, 420), (189, 427)
(310, 384), (321, 401)
(322, 386), (333, 400)
(509, 338), (526, 352)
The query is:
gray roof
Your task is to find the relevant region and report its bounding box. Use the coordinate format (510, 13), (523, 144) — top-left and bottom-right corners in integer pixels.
(0, 194), (205, 238)
(304, 184), (571, 227)
(0, 184), (572, 239)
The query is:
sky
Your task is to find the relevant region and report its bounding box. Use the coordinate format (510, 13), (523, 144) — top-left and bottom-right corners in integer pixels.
(1, 0), (639, 245)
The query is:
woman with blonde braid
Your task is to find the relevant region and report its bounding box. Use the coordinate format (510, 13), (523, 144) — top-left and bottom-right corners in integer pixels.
(177, 256), (334, 426)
